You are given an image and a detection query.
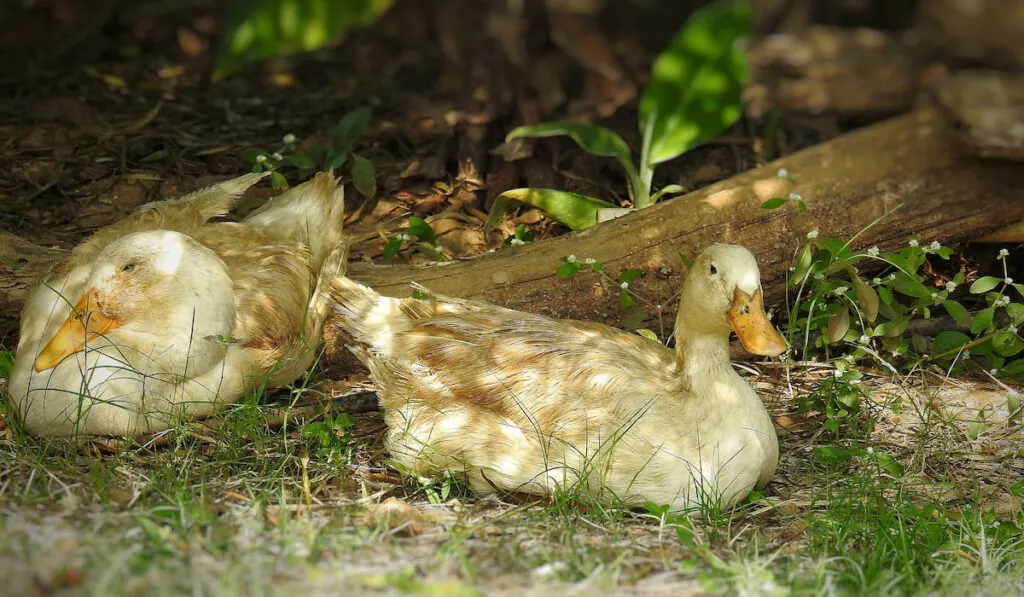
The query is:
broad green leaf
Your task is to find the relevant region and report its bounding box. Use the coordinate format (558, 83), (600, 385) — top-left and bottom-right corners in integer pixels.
(1011, 479), (1024, 497)
(992, 331), (1024, 357)
(933, 331), (971, 355)
(759, 198), (786, 209)
(241, 147), (268, 164)
(619, 290), (635, 309)
(557, 262), (583, 278)
(851, 273), (879, 323)
(1007, 302), (1024, 324)
(327, 107), (373, 161)
(350, 154), (376, 198)
(639, 0), (752, 166)
(942, 300), (971, 328)
(873, 317), (908, 338)
(492, 188), (615, 231)
(270, 171), (288, 189)
(636, 329), (660, 343)
(506, 122), (635, 179)
(407, 217), (435, 245)
(381, 237), (402, 259)
(813, 446), (854, 467)
(286, 153), (317, 171)
(826, 307), (849, 344)
(214, 0), (393, 80)
(971, 307), (995, 335)
(0, 349), (13, 379)
(619, 269), (642, 284)
(873, 452), (904, 477)
(970, 276), (1002, 294)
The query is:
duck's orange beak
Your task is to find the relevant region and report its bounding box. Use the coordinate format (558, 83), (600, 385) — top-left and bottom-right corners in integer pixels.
(33, 289), (121, 372)
(726, 287), (787, 357)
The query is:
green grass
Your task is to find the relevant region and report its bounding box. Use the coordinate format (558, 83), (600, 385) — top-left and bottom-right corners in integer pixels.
(1, 344), (1022, 596)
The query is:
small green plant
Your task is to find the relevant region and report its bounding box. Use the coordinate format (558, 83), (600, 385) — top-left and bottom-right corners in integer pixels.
(242, 106), (377, 196)
(301, 413), (356, 455)
(556, 255), (655, 329)
(494, 0), (751, 229)
(797, 369), (870, 436)
(501, 223), (535, 248)
(215, 0), (393, 80)
(382, 216), (446, 261)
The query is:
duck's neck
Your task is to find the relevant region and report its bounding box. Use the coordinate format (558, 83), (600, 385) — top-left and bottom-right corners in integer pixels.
(673, 304), (732, 380)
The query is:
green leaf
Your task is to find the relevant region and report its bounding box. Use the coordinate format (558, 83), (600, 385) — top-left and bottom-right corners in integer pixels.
(1008, 302), (1024, 324)
(286, 153), (317, 171)
(270, 171), (288, 189)
(813, 446), (854, 467)
(0, 349), (14, 379)
(327, 106), (373, 161)
(933, 331), (971, 355)
(241, 147), (268, 164)
(350, 154), (376, 198)
(382, 237), (402, 259)
(214, 0), (393, 80)
(493, 188), (615, 231)
(636, 329), (660, 343)
(407, 217), (435, 245)
(619, 290), (635, 309)
(851, 273), (879, 323)
(506, 122), (635, 179)
(827, 307), (850, 344)
(873, 317), (907, 338)
(873, 452), (904, 477)
(972, 307), (995, 335)
(759, 198), (786, 209)
(992, 331), (1024, 357)
(619, 269), (642, 284)
(1010, 479), (1024, 497)
(639, 0), (752, 166)
(970, 276), (1003, 294)
(557, 262), (584, 278)
(620, 304), (648, 328)
(943, 300), (972, 328)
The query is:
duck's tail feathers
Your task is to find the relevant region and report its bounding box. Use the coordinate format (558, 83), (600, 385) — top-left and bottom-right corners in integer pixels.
(243, 171), (345, 271)
(72, 172), (269, 262)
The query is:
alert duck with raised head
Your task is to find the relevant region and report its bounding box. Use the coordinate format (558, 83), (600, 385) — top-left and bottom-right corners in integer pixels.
(331, 243), (786, 511)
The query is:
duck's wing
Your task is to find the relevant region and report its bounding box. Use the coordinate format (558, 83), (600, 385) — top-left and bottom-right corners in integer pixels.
(331, 277), (680, 427)
(242, 172), (346, 273)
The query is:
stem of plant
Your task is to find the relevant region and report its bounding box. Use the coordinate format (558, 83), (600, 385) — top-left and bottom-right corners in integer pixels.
(635, 116), (656, 209)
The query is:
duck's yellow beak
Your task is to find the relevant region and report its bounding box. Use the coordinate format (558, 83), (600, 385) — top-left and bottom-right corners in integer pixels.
(34, 289), (121, 372)
(726, 287), (787, 357)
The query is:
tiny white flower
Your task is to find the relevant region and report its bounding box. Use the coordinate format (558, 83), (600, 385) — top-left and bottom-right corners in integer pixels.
(620, 282), (629, 289)
(930, 292), (939, 301)
(815, 273), (825, 281)
(867, 246), (880, 257)
(999, 249), (1010, 259)
(945, 281), (958, 292)
(434, 245), (444, 253)
(789, 192), (802, 201)
(833, 369), (843, 378)
(872, 278), (882, 286)
(584, 258), (596, 265)
(567, 255), (577, 263)
(922, 354), (930, 359)
(776, 168), (789, 178)
(928, 241), (941, 251)
(256, 154), (268, 163)
(891, 350), (901, 358)
(996, 295), (1011, 307)
(832, 286), (849, 296)
(909, 239), (919, 247)
(844, 354), (856, 363)
(271, 152), (283, 161)
(509, 238), (524, 246)
(889, 273), (897, 280)
(788, 266), (795, 272)
(859, 335), (871, 345)
(1006, 277), (1014, 285)
(806, 230), (819, 239)
(990, 368), (999, 375)
(1009, 324), (1018, 334)
(866, 447), (874, 454)
(282, 133), (297, 144)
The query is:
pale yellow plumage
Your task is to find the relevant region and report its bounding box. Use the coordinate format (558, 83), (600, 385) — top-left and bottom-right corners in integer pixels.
(331, 244), (786, 512)
(9, 172), (346, 437)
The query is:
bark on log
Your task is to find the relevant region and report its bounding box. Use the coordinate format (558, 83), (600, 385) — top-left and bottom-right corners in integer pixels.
(2, 106), (1024, 331)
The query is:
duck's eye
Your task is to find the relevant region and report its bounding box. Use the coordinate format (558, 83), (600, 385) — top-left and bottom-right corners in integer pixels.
(121, 262), (136, 273)
(709, 264), (718, 276)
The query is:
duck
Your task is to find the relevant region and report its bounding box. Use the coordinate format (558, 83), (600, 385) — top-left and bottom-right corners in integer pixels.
(330, 244), (786, 512)
(8, 171), (346, 438)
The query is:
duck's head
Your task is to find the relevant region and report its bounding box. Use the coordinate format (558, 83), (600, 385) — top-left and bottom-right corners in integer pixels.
(33, 230), (236, 373)
(678, 244), (787, 357)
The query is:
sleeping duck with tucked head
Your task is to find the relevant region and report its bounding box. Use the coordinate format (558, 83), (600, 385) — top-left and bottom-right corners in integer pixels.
(331, 244), (786, 512)
(9, 172), (346, 438)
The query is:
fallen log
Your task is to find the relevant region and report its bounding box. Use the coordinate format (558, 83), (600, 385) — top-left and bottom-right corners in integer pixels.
(2, 105), (1024, 331)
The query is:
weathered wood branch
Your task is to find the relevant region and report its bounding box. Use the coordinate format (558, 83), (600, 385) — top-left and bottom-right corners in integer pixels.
(2, 106), (1024, 331)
